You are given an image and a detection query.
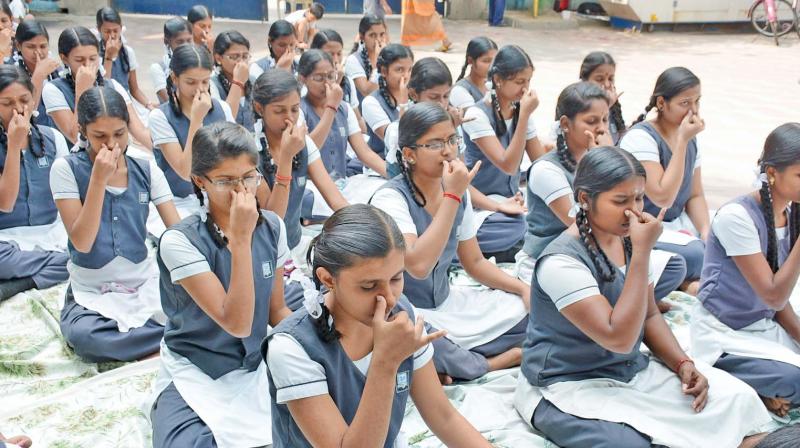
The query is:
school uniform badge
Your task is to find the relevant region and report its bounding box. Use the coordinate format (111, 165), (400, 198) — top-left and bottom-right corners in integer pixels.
(37, 157), (50, 168)
(396, 370), (409, 393)
(138, 192), (149, 204)
(262, 261), (274, 279)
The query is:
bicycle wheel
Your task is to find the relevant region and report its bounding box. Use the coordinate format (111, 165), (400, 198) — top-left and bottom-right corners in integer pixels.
(751, 0), (798, 37)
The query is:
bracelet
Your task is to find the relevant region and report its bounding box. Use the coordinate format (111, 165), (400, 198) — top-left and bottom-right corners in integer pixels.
(397, 102), (409, 111)
(275, 174), (292, 183)
(231, 80), (245, 90)
(675, 358), (694, 372)
(325, 104), (337, 112)
(443, 192), (461, 204)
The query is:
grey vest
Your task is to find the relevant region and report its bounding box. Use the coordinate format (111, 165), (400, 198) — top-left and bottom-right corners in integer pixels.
(210, 73), (256, 132)
(631, 122), (698, 222)
(521, 233), (649, 387)
(109, 54), (130, 91)
(154, 99), (228, 198)
(255, 56), (297, 76)
(50, 77), (77, 112)
(0, 125), (59, 229)
(300, 97), (349, 180)
(375, 176), (464, 309)
(522, 150), (575, 259)
(259, 133), (309, 249)
(454, 78), (483, 104)
(265, 296), (415, 448)
(159, 211), (281, 379)
(365, 89), (399, 159)
(65, 151), (150, 269)
(463, 101), (520, 197)
(699, 195), (788, 330)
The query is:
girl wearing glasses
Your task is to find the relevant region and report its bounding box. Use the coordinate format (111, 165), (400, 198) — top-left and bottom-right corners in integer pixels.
(211, 31), (255, 133)
(297, 50), (386, 221)
(371, 103), (529, 383)
(148, 44), (234, 237)
(52, 86), (179, 362)
(151, 121), (291, 448)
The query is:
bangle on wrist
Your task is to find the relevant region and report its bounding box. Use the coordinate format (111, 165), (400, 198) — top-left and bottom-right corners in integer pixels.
(397, 102), (409, 111)
(443, 192), (461, 204)
(275, 174), (292, 184)
(675, 358), (694, 372)
(231, 80), (245, 90)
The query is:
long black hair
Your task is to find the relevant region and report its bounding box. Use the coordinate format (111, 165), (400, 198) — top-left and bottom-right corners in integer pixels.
(489, 45), (532, 137)
(757, 123), (800, 273)
(76, 85), (130, 153)
(267, 20), (294, 60)
(376, 43), (413, 108)
(457, 36), (497, 81)
(252, 69), (302, 176)
(14, 19), (51, 78)
(0, 65), (45, 156)
(408, 57), (452, 98)
(554, 81), (609, 173)
(311, 28), (352, 101)
(95, 7), (131, 74)
(397, 102), (453, 207)
(306, 203), (406, 342)
(187, 5), (213, 25)
(633, 66), (700, 125)
(57, 27), (105, 96)
(213, 31), (252, 99)
(192, 121), (265, 247)
(350, 14), (386, 80)
(573, 146), (646, 282)
(163, 17), (192, 56)
(166, 44), (214, 116)
(579, 51), (625, 135)
(297, 48), (333, 78)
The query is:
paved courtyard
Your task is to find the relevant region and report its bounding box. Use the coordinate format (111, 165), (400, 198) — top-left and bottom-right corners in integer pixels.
(35, 12), (800, 208)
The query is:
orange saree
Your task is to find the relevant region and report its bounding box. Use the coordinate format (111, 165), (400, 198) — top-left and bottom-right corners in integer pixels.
(401, 0), (447, 46)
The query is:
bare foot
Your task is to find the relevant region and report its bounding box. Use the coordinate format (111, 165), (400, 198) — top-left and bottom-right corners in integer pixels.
(657, 300), (673, 313)
(680, 280), (700, 296)
(761, 395), (791, 417)
(438, 373), (453, 385)
(739, 432), (768, 448)
(487, 347), (522, 371)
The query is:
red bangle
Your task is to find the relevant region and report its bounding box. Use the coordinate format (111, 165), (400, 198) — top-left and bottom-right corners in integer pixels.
(443, 192), (461, 204)
(325, 104), (337, 112)
(231, 80), (245, 90)
(675, 358), (694, 372)
(275, 174), (292, 183)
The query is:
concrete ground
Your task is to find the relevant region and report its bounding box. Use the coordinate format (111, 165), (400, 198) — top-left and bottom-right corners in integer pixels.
(33, 12), (800, 208)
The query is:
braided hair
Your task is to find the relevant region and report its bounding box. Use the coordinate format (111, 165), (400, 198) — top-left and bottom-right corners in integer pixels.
(350, 15), (386, 80)
(489, 45), (532, 138)
(632, 66), (700, 126)
(95, 7), (131, 74)
(252, 69), (303, 179)
(757, 123), (800, 273)
(555, 81), (610, 173)
(376, 44), (413, 108)
(579, 51), (625, 134)
(212, 31), (252, 100)
(457, 36), (497, 81)
(306, 203), (406, 342)
(192, 122), (265, 247)
(572, 146), (646, 282)
(0, 66), (45, 157)
(166, 44), (214, 116)
(397, 102), (454, 207)
(76, 86), (130, 154)
(57, 27), (105, 98)
(310, 29), (352, 103)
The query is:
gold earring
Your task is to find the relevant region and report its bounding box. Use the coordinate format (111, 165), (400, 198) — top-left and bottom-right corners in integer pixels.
(769, 177), (775, 187)
(405, 158), (415, 165)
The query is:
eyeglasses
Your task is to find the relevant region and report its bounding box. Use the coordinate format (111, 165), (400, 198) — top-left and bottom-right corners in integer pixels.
(308, 71), (339, 83)
(410, 135), (462, 151)
(203, 173), (262, 191)
(223, 53), (251, 62)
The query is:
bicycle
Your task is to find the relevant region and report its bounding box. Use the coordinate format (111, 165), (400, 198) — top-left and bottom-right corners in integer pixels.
(748, 0), (800, 46)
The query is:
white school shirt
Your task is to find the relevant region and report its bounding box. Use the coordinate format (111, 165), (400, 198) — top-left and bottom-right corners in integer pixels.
(449, 82), (489, 109)
(149, 54), (171, 94)
(42, 78), (131, 114)
(9, 0), (26, 18)
(345, 52), (379, 84)
(159, 211), (290, 282)
(528, 159), (574, 206)
(619, 127), (702, 169)
(712, 202), (787, 257)
(536, 253), (655, 311)
(148, 101), (235, 147)
(462, 105), (538, 141)
(361, 93), (396, 134)
(371, 189), (478, 241)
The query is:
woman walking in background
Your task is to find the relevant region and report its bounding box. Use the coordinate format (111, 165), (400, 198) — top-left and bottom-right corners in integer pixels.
(400, 0), (452, 52)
